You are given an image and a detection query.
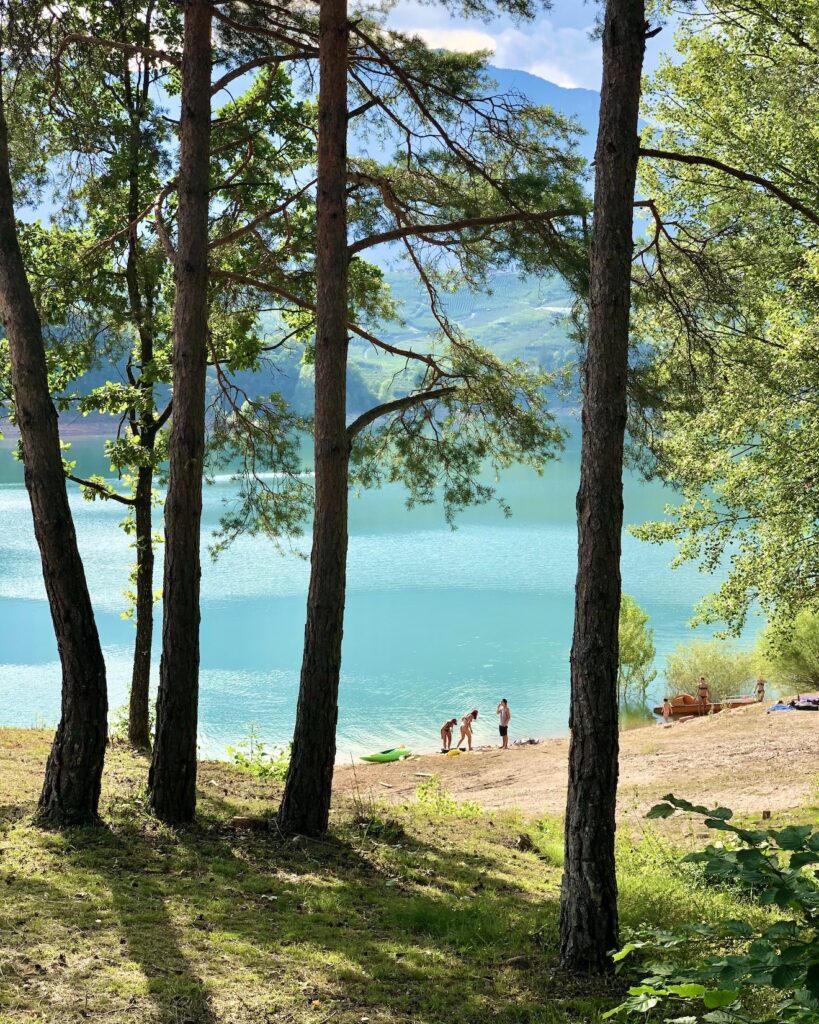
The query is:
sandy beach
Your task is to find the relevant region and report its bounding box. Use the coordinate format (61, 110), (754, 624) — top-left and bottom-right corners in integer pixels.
(333, 701), (819, 820)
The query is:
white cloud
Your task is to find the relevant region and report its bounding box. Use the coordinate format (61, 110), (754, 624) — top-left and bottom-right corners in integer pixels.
(410, 27), (497, 55)
(386, 3), (603, 90)
(527, 62), (581, 90)
(491, 22), (601, 90)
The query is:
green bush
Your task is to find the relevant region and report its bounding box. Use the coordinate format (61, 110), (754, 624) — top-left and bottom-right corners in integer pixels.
(226, 723), (290, 781)
(109, 702), (155, 741)
(607, 795), (819, 1023)
(757, 609), (819, 692)
(414, 775), (482, 819)
(665, 639), (758, 701)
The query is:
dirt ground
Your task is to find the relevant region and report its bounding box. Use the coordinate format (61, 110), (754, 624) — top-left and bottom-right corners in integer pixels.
(333, 702), (819, 821)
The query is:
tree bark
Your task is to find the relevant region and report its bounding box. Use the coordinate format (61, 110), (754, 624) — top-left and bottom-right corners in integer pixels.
(128, 462), (154, 749)
(147, 0), (211, 824)
(559, 0), (646, 973)
(0, 66), (108, 826)
(277, 0), (349, 838)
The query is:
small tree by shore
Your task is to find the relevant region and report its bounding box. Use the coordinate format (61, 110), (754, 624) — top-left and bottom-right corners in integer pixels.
(665, 639), (757, 702)
(757, 609), (819, 692)
(618, 595), (657, 707)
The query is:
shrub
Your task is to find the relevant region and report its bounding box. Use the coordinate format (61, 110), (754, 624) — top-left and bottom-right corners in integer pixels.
(226, 723), (290, 781)
(414, 775), (482, 819)
(665, 639), (758, 700)
(607, 795), (819, 1023)
(757, 608), (819, 692)
(109, 702), (155, 742)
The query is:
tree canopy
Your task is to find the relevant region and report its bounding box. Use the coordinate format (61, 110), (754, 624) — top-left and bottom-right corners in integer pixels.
(629, 0), (819, 632)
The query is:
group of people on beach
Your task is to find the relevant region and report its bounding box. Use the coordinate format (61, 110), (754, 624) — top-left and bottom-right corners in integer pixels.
(660, 675), (767, 722)
(439, 700), (512, 752)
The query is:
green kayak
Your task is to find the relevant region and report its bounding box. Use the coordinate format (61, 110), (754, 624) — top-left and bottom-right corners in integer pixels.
(360, 746), (411, 763)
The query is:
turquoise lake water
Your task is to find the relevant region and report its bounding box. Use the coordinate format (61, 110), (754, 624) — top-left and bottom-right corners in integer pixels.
(0, 432), (755, 759)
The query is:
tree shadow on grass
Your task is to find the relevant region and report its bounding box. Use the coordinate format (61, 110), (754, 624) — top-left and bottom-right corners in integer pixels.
(4, 777), (621, 1024)
(168, 790), (621, 1023)
(4, 820), (217, 1024)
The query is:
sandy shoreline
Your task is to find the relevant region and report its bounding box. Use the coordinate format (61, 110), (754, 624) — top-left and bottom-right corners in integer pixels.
(333, 702), (819, 820)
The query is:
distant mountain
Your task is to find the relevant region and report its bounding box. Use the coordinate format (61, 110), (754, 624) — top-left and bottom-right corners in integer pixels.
(241, 271), (577, 417)
(352, 65), (598, 164)
(40, 68), (593, 436)
(485, 67), (598, 161)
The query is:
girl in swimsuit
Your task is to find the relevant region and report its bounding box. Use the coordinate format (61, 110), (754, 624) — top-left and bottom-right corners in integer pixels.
(440, 718), (457, 751)
(455, 709), (479, 751)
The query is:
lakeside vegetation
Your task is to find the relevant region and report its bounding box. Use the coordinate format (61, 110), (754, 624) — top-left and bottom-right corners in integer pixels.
(2, 728), (815, 1024)
(0, 0), (818, 1013)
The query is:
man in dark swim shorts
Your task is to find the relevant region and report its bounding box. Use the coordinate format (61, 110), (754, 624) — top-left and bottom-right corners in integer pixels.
(496, 698), (511, 749)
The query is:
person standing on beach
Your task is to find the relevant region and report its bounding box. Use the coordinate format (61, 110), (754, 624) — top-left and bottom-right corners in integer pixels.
(696, 676), (711, 708)
(440, 718), (457, 752)
(661, 696), (673, 724)
(754, 678), (766, 702)
(455, 709), (478, 751)
(496, 699), (511, 749)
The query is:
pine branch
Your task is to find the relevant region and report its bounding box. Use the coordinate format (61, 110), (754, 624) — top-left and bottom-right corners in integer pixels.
(347, 386), (457, 439)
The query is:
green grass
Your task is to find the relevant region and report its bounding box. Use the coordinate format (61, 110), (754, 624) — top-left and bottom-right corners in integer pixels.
(0, 729), (786, 1024)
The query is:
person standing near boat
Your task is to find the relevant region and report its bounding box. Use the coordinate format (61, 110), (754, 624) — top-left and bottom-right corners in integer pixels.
(661, 696), (673, 724)
(496, 698), (511, 748)
(755, 678), (766, 702)
(696, 676), (711, 708)
(455, 709), (479, 751)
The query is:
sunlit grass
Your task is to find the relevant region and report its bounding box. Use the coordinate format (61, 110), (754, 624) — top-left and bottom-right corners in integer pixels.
(0, 728), (800, 1024)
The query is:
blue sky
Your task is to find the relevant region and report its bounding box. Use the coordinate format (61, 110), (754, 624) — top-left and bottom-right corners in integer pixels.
(386, 0), (674, 90)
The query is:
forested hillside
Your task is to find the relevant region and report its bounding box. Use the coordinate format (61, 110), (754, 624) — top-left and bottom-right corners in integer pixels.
(33, 65), (590, 433)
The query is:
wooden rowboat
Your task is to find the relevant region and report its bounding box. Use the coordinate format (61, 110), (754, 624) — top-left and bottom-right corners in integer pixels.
(652, 693), (757, 717)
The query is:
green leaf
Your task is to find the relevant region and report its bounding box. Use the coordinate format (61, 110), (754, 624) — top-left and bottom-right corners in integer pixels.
(612, 942), (638, 962)
(702, 989), (740, 1009)
(774, 826), (812, 850)
(722, 919), (753, 937)
(667, 984), (706, 998)
(789, 850), (819, 869)
(646, 802), (677, 819)
(771, 963), (804, 989)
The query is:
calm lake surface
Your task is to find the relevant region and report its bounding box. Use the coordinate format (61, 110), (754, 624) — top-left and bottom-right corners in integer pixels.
(0, 432), (756, 758)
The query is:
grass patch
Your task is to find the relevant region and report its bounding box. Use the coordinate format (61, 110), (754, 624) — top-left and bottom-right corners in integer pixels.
(0, 728), (794, 1024)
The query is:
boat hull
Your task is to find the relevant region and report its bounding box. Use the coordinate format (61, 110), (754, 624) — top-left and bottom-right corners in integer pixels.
(653, 695), (757, 717)
(360, 747), (411, 763)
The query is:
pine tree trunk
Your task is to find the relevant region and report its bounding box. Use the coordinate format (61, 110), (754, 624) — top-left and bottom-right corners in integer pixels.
(128, 462), (154, 749)
(0, 67), (108, 826)
(124, 71), (156, 752)
(277, 0), (349, 838)
(148, 0), (211, 824)
(559, 0), (646, 973)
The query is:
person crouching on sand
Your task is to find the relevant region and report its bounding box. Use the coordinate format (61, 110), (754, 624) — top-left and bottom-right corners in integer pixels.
(496, 698), (511, 748)
(440, 718), (457, 752)
(456, 709), (478, 751)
